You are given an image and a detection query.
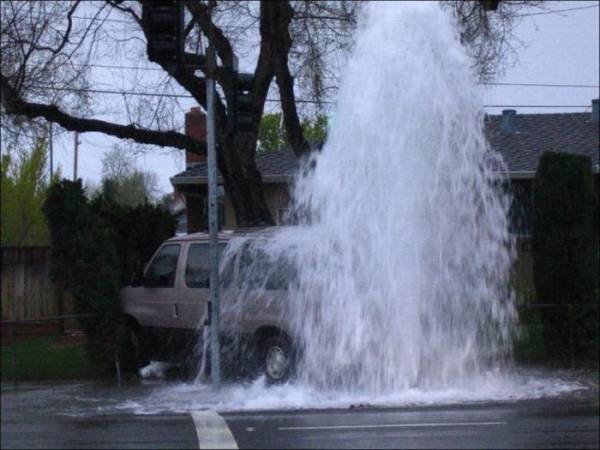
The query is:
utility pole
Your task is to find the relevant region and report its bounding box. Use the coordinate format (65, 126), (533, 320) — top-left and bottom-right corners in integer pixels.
(73, 131), (79, 181)
(48, 123), (53, 182)
(206, 2), (221, 387)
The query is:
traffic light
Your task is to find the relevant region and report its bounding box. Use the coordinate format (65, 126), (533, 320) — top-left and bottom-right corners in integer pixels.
(142, 1), (184, 64)
(479, 0), (499, 11)
(227, 72), (255, 133)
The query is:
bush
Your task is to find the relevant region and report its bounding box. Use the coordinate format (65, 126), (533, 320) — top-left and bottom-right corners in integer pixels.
(43, 180), (120, 371)
(532, 152), (599, 364)
(90, 194), (176, 287)
(43, 180), (176, 372)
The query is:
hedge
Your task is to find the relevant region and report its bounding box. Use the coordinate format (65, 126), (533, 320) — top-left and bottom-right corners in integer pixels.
(532, 152), (599, 364)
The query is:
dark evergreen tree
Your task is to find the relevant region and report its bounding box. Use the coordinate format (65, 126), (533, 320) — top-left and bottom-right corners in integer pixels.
(532, 152), (599, 364)
(43, 180), (120, 370)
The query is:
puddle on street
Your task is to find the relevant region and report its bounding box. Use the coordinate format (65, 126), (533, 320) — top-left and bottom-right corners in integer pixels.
(2, 367), (594, 418)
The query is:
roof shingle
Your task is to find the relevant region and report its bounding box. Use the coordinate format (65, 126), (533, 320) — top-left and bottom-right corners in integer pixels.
(172, 111), (599, 184)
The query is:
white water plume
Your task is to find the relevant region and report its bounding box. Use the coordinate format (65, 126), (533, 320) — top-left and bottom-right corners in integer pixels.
(224, 1), (516, 395)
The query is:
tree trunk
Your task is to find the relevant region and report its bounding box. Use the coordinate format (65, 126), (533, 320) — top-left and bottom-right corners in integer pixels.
(218, 133), (274, 227)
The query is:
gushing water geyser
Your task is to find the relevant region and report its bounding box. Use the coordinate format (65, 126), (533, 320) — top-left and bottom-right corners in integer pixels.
(226, 0), (516, 394)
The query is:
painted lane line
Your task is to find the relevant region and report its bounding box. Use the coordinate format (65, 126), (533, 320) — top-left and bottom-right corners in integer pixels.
(191, 410), (239, 449)
(278, 421), (506, 431)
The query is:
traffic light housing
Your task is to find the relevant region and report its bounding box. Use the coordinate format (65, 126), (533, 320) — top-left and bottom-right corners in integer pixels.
(479, 0), (499, 11)
(227, 72), (255, 133)
(142, 1), (184, 64)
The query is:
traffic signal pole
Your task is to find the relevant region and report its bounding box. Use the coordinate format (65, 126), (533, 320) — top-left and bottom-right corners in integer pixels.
(142, 0), (224, 386)
(206, 39), (221, 386)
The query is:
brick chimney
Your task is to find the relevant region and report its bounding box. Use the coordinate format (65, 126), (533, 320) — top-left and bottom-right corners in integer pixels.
(185, 106), (207, 168)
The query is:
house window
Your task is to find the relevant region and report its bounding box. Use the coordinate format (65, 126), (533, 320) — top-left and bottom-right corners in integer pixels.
(145, 244), (180, 287)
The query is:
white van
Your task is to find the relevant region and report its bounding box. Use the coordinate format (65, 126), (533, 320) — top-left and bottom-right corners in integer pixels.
(120, 227), (296, 383)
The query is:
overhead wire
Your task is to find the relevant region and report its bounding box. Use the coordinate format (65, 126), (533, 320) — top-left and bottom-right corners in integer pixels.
(30, 85), (594, 108)
(75, 63), (600, 89)
(514, 4), (599, 18)
(73, 4), (600, 22)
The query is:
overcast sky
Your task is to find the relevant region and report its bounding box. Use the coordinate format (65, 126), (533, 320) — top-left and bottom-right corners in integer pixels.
(47, 0), (599, 195)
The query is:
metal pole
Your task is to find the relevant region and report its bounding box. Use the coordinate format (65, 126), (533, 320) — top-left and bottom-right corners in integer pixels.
(73, 131), (79, 181)
(568, 305), (575, 369)
(115, 351), (122, 387)
(206, 25), (221, 385)
(11, 325), (17, 386)
(48, 123), (53, 182)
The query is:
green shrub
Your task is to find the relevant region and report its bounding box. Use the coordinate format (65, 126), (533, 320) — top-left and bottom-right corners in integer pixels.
(43, 180), (120, 371)
(90, 194), (176, 286)
(43, 180), (176, 373)
(532, 152), (599, 364)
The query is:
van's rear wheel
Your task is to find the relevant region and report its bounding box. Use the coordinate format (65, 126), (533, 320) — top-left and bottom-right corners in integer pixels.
(260, 335), (294, 384)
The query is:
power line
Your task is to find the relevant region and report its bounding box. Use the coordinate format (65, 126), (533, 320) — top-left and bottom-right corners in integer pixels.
(488, 82), (599, 88)
(60, 63), (600, 89)
(482, 104), (591, 108)
(34, 85), (593, 108)
(72, 15), (133, 25)
(514, 4), (599, 18)
(75, 4), (600, 22)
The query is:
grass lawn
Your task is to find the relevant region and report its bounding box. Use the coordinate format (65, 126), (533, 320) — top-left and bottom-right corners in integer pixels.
(1, 335), (92, 382)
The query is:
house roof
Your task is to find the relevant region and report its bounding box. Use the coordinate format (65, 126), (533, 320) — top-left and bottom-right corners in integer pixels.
(485, 112), (599, 177)
(171, 111), (599, 186)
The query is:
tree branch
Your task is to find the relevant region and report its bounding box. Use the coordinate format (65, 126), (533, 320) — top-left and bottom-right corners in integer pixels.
(183, 1), (235, 67)
(0, 74), (206, 155)
(106, 0), (142, 26)
(262, 1), (310, 157)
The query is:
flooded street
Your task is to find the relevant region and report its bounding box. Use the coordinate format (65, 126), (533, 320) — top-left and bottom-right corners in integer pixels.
(2, 368), (598, 449)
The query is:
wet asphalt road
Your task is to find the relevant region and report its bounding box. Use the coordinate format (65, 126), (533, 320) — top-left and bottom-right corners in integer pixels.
(1, 380), (598, 449)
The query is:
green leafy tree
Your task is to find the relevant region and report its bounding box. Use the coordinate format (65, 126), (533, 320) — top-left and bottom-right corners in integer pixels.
(301, 115), (328, 145)
(258, 113), (328, 153)
(1, 139), (50, 246)
(532, 152), (599, 364)
(258, 113), (287, 153)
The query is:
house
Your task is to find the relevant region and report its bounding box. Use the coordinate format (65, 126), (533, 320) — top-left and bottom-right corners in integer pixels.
(170, 100), (599, 292)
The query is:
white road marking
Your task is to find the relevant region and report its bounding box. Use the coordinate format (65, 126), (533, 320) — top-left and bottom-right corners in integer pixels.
(191, 410), (239, 449)
(278, 421), (506, 431)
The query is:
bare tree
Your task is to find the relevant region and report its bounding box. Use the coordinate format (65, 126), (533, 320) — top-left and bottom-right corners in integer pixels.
(1, 0), (538, 226)
(100, 144), (160, 206)
(444, 0), (539, 83)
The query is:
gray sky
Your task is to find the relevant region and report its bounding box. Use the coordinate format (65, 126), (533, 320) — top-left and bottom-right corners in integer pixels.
(48, 0), (599, 195)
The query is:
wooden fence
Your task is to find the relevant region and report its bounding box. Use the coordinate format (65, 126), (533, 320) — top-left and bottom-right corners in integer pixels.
(1, 247), (69, 321)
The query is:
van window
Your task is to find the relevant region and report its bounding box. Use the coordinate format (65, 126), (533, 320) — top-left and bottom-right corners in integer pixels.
(238, 246), (297, 290)
(185, 243), (232, 288)
(146, 244), (180, 287)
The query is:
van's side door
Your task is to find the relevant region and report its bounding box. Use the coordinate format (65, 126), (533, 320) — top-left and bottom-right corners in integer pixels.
(135, 243), (182, 329)
(178, 242), (234, 330)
